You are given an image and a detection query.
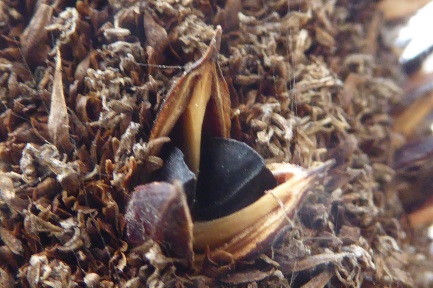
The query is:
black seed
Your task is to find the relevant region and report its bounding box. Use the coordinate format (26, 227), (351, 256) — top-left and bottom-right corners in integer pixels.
(193, 137), (277, 220)
(151, 146), (197, 206)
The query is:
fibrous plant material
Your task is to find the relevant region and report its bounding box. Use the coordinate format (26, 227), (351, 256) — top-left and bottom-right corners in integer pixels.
(0, 0), (431, 287)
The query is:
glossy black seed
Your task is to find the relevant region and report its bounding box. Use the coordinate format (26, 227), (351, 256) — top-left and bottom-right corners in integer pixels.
(193, 137), (277, 220)
(151, 146), (197, 206)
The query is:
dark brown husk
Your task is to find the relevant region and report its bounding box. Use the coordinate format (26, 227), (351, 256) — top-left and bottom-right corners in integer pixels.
(0, 0), (431, 287)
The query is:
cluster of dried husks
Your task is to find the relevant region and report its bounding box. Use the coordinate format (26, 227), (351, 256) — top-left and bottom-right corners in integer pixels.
(0, 0), (431, 287)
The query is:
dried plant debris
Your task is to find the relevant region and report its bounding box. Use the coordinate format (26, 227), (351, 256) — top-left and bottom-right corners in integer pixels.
(0, 0), (429, 287)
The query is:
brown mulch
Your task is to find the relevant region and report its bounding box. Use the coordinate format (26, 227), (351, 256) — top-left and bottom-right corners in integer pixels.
(0, 0), (432, 287)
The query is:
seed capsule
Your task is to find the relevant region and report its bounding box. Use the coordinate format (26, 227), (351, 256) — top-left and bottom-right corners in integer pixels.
(149, 26), (231, 174)
(125, 26), (332, 271)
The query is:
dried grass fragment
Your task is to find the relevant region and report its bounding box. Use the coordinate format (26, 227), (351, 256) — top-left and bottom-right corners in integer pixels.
(0, 227), (23, 255)
(47, 48), (74, 153)
(20, 4), (53, 67)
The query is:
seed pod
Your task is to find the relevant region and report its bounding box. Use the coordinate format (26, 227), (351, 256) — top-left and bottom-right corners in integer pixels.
(125, 26), (333, 271)
(125, 161), (332, 270)
(193, 163), (328, 265)
(149, 26), (231, 174)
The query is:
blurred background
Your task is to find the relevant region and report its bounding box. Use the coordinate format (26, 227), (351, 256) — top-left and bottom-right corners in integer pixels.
(380, 0), (433, 249)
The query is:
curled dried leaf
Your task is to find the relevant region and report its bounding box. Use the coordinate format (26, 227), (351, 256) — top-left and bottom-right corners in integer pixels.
(76, 93), (103, 123)
(0, 173), (29, 211)
(300, 270), (333, 288)
(0, 267), (14, 288)
(83, 273), (101, 287)
(48, 48), (74, 153)
(143, 10), (168, 60)
(0, 245), (19, 272)
(25, 255), (72, 287)
(20, 4), (53, 67)
(0, 227), (24, 255)
(24, 210), (63, 236)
